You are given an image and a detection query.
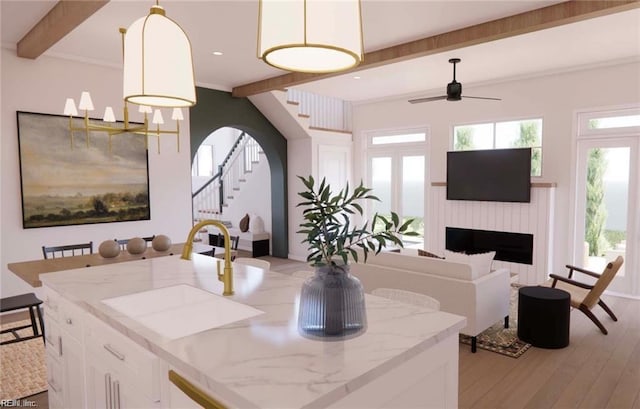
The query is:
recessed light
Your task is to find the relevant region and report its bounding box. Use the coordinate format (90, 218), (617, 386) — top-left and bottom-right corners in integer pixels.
(353, 76), (361, 80)
(212, 51), (223, 56)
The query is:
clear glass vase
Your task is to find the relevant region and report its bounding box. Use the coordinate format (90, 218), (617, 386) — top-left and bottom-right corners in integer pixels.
(298, 264), (367, 339)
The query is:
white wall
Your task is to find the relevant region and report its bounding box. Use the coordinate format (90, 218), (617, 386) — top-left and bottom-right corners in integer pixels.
(288, 131), (352, 261)
(352, 61), (640, 279)
(1, 49), (193, 298)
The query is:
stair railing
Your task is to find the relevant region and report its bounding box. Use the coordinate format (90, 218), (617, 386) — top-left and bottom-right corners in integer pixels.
(192, 132), (262, 222)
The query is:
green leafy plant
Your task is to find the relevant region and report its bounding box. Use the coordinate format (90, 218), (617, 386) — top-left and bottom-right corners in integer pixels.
(297, 175), (418, 267)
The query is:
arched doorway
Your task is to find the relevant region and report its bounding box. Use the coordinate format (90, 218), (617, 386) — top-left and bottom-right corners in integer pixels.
(192, 127), (273, 249)
(189, 87), (288, 257)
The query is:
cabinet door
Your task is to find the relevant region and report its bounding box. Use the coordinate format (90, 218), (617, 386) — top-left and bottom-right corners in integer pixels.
(85, 353), (111, 409)
(62, 334), (85, 408)
(85, 343), (160, 409)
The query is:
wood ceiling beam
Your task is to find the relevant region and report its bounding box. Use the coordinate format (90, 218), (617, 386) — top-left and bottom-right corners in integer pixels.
(17, 0), (110, 59)
(232, 0), (640, 98)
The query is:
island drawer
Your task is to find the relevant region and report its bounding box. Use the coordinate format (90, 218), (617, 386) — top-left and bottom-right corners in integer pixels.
(43, 286), (62, 322)
(84, 314), (161, 401)
(43, 286), (85, 341)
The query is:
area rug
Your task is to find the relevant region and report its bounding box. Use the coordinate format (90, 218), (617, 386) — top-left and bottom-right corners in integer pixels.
(0, 320), (48, 400)
(459, 284), (532, 358)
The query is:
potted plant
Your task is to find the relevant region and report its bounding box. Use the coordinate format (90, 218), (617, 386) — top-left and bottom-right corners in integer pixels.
(296, 175), (417, 338)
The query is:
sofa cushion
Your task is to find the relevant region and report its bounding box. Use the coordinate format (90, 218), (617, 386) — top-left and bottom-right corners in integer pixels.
(365, 250), (476, 281)
(443, 250), (496, 279)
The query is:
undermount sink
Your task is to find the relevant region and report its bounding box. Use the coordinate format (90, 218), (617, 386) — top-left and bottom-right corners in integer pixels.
(101, 284), (264, 340)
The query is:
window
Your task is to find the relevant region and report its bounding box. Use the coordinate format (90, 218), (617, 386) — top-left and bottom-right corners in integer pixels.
(588, 114), (640, 130)
(453, 118), (543, 176)
(371, 132), (425, 145)
(191, 144), (214, 177)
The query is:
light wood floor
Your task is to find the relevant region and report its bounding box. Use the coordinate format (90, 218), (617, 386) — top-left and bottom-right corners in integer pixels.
(6, 256), (640, 408)
(458, 292), (640, 409)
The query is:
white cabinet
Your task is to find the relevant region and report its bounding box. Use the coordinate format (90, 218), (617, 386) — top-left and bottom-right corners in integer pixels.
(83, 314), (161, 409)
(43, 286), (86, 409)
(85, 352), (157, 409)
(43, 285), (161, 409)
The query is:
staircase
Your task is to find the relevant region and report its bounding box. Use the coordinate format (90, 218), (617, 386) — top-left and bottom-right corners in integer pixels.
(192, 132), (263, 225)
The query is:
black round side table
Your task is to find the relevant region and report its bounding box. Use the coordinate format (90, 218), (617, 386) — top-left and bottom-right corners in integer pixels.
(517, 286), (571, 348)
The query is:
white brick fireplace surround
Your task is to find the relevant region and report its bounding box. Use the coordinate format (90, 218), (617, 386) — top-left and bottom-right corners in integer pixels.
(428, 183), (557, 285)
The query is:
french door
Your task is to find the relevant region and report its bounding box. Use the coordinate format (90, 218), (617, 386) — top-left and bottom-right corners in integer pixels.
(369, 151), (426, 244)
(574, 137), (639, 296)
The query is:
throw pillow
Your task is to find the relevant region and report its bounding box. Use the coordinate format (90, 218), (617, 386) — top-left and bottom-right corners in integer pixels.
(239, 214), (250, 232)
(249, 214), (265, 233)
(418, 249), (444, 259)
(443, 249), (496, 278)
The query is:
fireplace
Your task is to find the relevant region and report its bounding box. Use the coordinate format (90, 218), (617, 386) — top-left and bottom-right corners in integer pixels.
(445, 227), (534, 265)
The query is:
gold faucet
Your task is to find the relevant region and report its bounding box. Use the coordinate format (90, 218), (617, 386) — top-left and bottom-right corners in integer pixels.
(181, 220), (234, 296)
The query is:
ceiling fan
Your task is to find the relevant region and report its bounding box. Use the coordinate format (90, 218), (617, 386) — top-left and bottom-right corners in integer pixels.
(408, 58), (501, 104)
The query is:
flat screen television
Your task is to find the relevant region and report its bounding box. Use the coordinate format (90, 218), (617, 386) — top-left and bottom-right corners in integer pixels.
(446, 148), (531, 203)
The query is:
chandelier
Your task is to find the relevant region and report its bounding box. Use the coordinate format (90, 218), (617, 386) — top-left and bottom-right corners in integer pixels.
(63, 1), (195, 153)
(257, 0), (364, 73)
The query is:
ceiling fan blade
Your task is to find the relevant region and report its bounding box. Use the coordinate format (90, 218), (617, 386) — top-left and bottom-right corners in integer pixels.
(408, 95), (448, 104)
(462, 95), (502, 101)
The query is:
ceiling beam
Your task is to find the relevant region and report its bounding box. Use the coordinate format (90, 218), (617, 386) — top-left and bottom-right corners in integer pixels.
(17, 0), (110, 59)
(232, 0), (640, 98)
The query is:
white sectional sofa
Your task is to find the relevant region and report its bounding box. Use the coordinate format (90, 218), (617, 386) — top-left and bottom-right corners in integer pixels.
(350, 249), (511, 352)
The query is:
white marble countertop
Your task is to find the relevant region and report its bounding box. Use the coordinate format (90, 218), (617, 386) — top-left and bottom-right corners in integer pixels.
(40, 254), (466, 408)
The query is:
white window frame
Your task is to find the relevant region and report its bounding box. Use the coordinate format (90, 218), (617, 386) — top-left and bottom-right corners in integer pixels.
(577, 107), (640, 138)
(451, 116), (544, 177)
(364, 126), (430, 245)
(191, 144), (215, 177)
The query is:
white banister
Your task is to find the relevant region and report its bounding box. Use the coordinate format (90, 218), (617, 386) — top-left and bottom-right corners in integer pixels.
(192, 135), (263, 223)
(287, 89), (351, 131)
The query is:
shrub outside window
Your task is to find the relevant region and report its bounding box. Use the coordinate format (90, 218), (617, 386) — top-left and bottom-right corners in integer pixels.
(453, 118), (543, 176)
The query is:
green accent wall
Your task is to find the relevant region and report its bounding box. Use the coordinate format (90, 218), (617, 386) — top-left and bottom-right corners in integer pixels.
(190, 87), (288, 258)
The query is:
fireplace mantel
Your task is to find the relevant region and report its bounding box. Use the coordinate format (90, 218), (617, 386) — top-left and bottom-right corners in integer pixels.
(428, 184), (556, 285)
(431, 181), (557, 188)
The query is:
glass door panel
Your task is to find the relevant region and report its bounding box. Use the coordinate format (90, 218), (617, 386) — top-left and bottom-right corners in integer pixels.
(370, 156), (392, 231)
(575, 139), (637, 295)
(401, 155), (424, 242)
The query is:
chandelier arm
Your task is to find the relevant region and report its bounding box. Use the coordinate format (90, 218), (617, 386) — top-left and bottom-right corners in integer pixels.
(68, 116), (74, 150)
(84, 112), (90, 148)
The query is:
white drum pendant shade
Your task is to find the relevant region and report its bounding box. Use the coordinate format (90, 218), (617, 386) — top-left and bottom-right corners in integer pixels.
(123, 6), (196, 108)
(258, 0), (363, 73)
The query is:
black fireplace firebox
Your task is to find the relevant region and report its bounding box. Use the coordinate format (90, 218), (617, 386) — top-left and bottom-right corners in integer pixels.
(445, 227), (534, 265)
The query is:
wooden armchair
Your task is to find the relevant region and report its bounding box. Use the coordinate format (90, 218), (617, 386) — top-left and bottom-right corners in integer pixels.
(549, 256), (624, 335)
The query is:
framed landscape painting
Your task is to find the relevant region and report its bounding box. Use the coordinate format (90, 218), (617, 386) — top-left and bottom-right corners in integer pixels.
(17, 111), (150, 228)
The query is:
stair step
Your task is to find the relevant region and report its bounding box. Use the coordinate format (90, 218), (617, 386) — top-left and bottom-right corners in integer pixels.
(251, 161), (259, 164)
(238, 179), (246, 182)
(233, 188), (240, 191)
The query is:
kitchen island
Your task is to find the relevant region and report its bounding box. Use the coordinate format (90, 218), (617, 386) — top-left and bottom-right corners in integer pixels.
(40, 254), (466, 408)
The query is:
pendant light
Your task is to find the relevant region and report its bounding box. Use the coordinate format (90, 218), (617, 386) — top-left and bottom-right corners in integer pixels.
(257, 0), (364, 73)
(123, 3), (196, 107)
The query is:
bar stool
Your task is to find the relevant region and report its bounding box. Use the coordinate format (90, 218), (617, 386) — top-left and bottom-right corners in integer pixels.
(0, 293), (45, 345)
